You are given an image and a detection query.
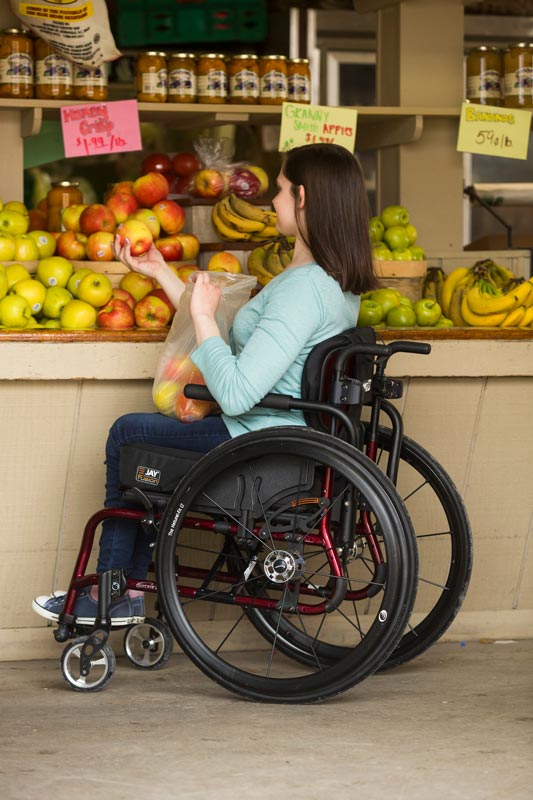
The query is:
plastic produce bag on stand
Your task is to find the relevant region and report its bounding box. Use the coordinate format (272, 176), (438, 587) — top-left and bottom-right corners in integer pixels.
(152, 272), (256, 422)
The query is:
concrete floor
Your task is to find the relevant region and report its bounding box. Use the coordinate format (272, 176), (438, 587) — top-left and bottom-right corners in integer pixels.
(0, 639), (531, 800)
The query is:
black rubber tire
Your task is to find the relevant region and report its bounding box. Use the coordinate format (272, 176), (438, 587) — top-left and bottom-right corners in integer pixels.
(60, 636), (115, 692)
(124, 617), (173, 670)
(156, 428), (418, 704)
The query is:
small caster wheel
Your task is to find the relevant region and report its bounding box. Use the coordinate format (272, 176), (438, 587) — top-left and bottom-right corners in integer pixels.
(61, 636), (115, 692)
(123, 617), (172, 670)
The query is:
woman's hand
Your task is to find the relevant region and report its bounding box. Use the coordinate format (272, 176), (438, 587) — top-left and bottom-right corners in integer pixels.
(113, 237), (166, 281)
(190, 272), (223, 345)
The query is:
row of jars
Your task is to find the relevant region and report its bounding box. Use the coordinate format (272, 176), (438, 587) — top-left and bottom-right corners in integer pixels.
(136, 52), (311, 105)
(466, 43), (533, 108)
(0, 28), (107, 100)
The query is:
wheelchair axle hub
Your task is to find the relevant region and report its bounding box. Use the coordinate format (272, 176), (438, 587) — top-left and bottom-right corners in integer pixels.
(263, 550), (305, 584)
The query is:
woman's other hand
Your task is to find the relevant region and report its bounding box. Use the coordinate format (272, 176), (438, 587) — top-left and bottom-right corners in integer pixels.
(190, 272), (223, 345)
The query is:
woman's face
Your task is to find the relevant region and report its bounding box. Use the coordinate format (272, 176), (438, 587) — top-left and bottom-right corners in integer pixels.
(272, 170), (302, 237)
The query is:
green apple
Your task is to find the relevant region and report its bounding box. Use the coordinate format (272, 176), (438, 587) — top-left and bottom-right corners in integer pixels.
(25, 317), (45, 329)
(386, 304), (417, 328)
(371, 287), (402, 316)
(60, 299), (97, 329)
(434, 316), (454, 328)
(0, 265), (7, 300)
(391, 247), (413, 261)
(380, 205), (410, 228)
(399, 295), (414, 307)
(67, 267), (93, 297)
(404, 223), (417, 246)
(357, 299), (384, 327)
(0, 209), (29, 236)
(11, 278), (47, 314)
(0, 233), (16, 261)
(43, 318), (61, 329)
(13, 234), (39, 262)
(5, 263), (31, 289)
(369, 216), (385, 244)
(36, 256), (73, 288)
(409, 245), (427, 261)
(413, 299), (442, 326)
(372, 243), (393, 261)
(77, 272), (113, 308)
(383, 225), (410, 251)
(42, 286), (73, 319)
(28, 230), (57, 259)
(0, 294), (31, 327)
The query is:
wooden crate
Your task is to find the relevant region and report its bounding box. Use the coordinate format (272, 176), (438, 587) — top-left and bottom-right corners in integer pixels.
(374, 260), (427, 301)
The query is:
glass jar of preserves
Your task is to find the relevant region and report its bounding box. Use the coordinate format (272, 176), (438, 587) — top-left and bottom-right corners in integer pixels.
(46, 181), (83, 233)
(466, 47), (503, 106)
(228, 54), (259, 104)
(197, 54), (227, 103)
(0, 28), (34, 99)
(288, 57), (311, 105)
(73, 64), (108, 101)
(503, 43), (533, 108)
(136, 51), (168, 102)
(259, 55), (288, 105)
(35, 38), (73, 100)
(168, 53), (196, 103)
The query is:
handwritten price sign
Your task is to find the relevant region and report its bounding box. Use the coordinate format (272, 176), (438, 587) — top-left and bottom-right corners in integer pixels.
(279, 102), (357, 152)
(60, 100), (143, 158)
(457, 102), (532, 160)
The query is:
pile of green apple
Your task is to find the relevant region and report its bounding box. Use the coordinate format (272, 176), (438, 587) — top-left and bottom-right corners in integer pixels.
(358, 287), (453, 329)
(370, 205), (426, 262)
(0, 199), (57, 262)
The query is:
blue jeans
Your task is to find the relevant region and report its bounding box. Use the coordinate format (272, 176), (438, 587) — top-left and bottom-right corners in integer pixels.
(97, 413), (231, 579)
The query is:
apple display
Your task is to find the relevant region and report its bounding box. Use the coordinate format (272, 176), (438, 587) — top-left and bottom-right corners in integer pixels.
(154, 236), (183, 261)
(0, 234), (16, 261)
(404, 223), (417, 246)
(11, 278), (47, 314)
(247, 165), (269, 195)
(386, 304), (417, 328)
(106, 191), (139, 224)
(146, 288), (175, 317)
(413, 299), (442, 326)
(111, 180), (135, 196)
(134, 294), (172, 328)
(86, 231), (115, 261)
(141, 152), (173, 175)
(13, 234), (39, 261)
(380, 205), (410, 228)
(372, 243), (393, 261)
(60, 299), (97, 329)
(67, 267), (93, 296)
(79, 204), (116, 236)
(61, 204), (88, 232)
(228, 168), (261, 200)
(77, 272), (113, 308)
(0, 209), (29, 236)
(129, 208), (161, 239)
(193, 168), (225, 198)
(133, 172), (170, 207)
(42, 286), (73, 318)
(369, 216), (385, 244)
(0, 294), (32, 327)
(111, 287), (135, 309)
(28, 230), (57, 258)
(391, 248), (414, 261)
(383, 225), (410, 251)
(56, 231), (88, 260)
(174, 233), (200, 261)
(115, 219), (153, 256)
(3, 200), (28, 217)
(409, 246), (427, 261)
(371, 288), (402, 317)
(207, 251), (242, 274)
(36, 256), (73, 288)
(97, 297), (135, 329)
(5, 263), (31, 289)
(357, 299), (384, 327)
(151, 199), (186, 235)
(119, 271), (156, 302)
(172, 151), (201, 177)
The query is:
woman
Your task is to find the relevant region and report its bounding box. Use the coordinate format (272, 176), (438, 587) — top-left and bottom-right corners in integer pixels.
(33, 142), (378, 625)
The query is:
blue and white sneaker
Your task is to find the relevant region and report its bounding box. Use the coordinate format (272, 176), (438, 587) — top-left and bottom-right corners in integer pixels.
(32, 588), (145, 626)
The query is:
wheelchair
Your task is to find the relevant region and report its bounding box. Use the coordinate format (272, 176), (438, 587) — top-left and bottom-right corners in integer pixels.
(51, 327), (472, 703)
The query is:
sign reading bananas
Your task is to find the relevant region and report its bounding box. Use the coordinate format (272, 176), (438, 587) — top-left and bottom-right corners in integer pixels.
(457, 102), (532, 160)
(279, 103), (357, 152)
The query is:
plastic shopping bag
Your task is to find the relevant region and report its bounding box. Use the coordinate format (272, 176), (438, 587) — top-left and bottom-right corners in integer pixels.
(152, 271), (256, 422)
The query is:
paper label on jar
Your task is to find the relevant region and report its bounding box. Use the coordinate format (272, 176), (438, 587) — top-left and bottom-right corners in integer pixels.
(230, 69), (259, 98)
(74, 65), (107, 87)
(288, 74), (310, 103)
(36, 55), (73, 85)
(0, 53), (33, 84)
(504, 67), (533, 97)
(140, 69), (167, 95)
(197, 70), (227, 97)
(466, 70), (501, 100)
(168, 68), (196, 96)
(260, 70), (288, 99)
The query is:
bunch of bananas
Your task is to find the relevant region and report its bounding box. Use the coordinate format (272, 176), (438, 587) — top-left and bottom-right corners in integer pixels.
(247, 237), (294, 286)
(439, 259), (533, 328)
(422, 267), (447, 308)
(211, 193), (278, 242)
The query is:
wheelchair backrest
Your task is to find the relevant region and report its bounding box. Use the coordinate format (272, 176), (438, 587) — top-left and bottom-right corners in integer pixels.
(300, 325), (376, 434)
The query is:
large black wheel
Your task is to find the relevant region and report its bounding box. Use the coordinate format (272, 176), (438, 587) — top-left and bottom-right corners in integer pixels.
(370, 427), (473, 669)
(156, 428), (417, 704)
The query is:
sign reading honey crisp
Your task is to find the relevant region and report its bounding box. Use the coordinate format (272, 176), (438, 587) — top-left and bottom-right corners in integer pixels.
(279, 102), (357, 152)
(457, 102), (532, 160)
(61, 99), (142, 158)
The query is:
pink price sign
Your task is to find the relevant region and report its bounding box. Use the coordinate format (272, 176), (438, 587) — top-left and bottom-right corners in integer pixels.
(60, 99), (143, 158)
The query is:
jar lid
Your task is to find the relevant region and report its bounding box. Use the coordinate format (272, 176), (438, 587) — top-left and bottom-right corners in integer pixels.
(170, 53), (196, 59)
(140, 51), (164, 57)
(288, 58), (310, 64)
(261, 55), (287, 60)
(157, 52), (167, 57)
(199, 53), (226, 59)
(469, 46), (499, 53)
(1, 28), (30, 35)
(230, 54), (259, 60)
(52, 181), (80, 187)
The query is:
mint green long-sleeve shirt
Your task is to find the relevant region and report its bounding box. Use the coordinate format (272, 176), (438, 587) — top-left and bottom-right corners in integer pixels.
(191, 263), (360, 438)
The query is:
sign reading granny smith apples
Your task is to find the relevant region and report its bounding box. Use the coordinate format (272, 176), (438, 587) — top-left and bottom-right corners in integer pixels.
(457, 102), (532, 160)
(60, 100), (142, 158)
(279, 103), (357, 152)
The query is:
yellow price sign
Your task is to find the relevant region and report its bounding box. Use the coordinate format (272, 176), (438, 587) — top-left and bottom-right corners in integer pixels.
(457, 102), (532, 160)
(279, 102), (357, 152)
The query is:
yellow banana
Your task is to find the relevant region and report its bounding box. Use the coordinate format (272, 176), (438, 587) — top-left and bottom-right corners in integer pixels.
(500, 305), (526, 328)
(228, 193), (269, 224)
(448, 282), (468, 327)
(441, 268), (469, 318)
(465, 280), (531, 315)
(280, 251), (292, 268)
(218, 197), (266, 233)
(524, 277), (533, 307)
(460, 292), (507, 327)
(255, 225), (279, 239)
(490, 262), (515, 286)
(518, 306), (533, 327)
(266, 249), (284, 276)
(211, 204), (251, 242)
(262, 210), (277, 226)
(247, 245), (267, 273)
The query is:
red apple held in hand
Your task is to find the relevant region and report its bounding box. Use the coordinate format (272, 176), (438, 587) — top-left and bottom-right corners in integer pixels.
(56, 231), (88, 260)
(229, 168), (261, 200)
(129, 208), (161, 239)
(97, 298), (135, 329)
(105, 192), (139, 224)
(86, 231), (115, 262)
(193, 168), (225, 198)
(147, 288), (175, 317)
(134, 294), (172, 328)
(151, 199), (186, 235)
(141, 152), (173, 175)
(61, 204), (89, 233)
(133, 172), (170, 208)
(154, 236), (184, 261)
(172, 151), (201, 177)
(115, 219), (153, 256)
(119, 271), (156, 302)
(174, 233), (200, 260)
(79, 204), (116, 236)
(112, 287), (135, 310)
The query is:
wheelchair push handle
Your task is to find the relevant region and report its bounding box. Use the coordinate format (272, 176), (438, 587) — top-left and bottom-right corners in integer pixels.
(335, 339), (430, 371)
(184, 384), (293, 411)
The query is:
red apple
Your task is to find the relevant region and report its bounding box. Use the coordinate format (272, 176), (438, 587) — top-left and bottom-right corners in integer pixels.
(129, 208), (161, 239)
(174, 233), (200, 260)
(86, 231), (115, 261)
(141, 152), (173, 175)
(28, 208), (48, 232)
(176, 265), (198, 283)
(168, 174), (193, 196)
(115, 219), (153, 256)
(151, 199), (186, 235)
(147, 288), (175, 317)
(112, 287), (135, 310)
(112, 180), (135, 195)
(229, 168), (261, 200)
(172, 151), (201, 177)
(134, 294), (172, 328)
(79, 203), (116, 236)
(105, 192), (139, 224)
(133, 172), (169, 208)
(119, 271), (156, 302)
(62, 204), (89, 233)
(97, 298), (135, 329)
(161, 354), (192, 381)
(193, 168), (225, 198)
(154, 236), (184, 261)
(56, 230), (88, 260)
